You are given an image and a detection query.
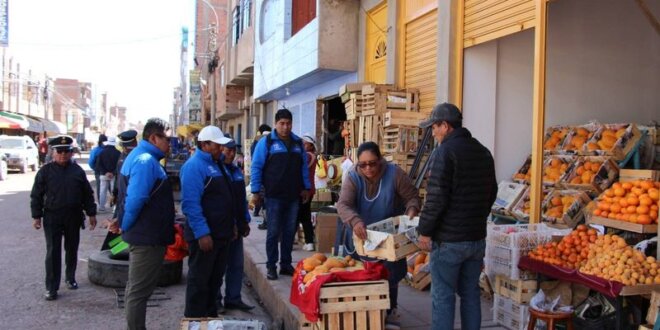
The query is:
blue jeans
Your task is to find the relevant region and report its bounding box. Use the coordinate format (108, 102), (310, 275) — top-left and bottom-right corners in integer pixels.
(431, 239), (485, 330)
(265, 198), (299, 269)
(217, 236), (244, 304)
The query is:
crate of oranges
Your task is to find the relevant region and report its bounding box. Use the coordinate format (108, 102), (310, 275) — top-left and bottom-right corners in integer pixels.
(586, 178), (660, 233)
(543, 126), (571, 153)
(527, 225), (600, 270)
(561, 123), (601, 154)
(541, 189), (591, 228)
(511, 187), (549, 222)
(585, 123), (642, 160)
(542, 156), (576, 186)
(561, 156), (619, 193)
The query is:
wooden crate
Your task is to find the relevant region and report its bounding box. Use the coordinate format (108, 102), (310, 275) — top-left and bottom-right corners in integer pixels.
(382, 110), (427, 128)
(646, 290), (660, 325)
(494, 275), (537, 304)
(299, 280), (390, 330)
(358, 115), (380, 145)
(381, 126), (421, 154)
(344, 94), (365, 120)
(353, 216), (420, 261)
(410, 271), (431, 291)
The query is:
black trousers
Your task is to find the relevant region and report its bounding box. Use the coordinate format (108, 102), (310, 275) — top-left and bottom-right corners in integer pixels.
(297, 200), (314, 244)
(184, 239), (230, 317)
(43, 212), (82, 292)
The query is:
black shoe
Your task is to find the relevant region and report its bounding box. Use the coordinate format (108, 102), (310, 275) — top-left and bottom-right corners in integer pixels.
(65, 280), (78, 290)
(217, 301), (225, 314)
(225, 300), (255, 311)
(258, 222), (267, 230)
(267, 267), (278, 280)
(279, 265), (295, 276)
(44, 291), (58, 301)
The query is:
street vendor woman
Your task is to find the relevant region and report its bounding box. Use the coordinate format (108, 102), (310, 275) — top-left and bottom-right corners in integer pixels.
(336, 141), (421, 330)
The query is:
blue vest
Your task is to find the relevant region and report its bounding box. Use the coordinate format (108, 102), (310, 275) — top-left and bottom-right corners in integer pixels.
(262, 134), (304, 200)
(349, 163), (398, 225)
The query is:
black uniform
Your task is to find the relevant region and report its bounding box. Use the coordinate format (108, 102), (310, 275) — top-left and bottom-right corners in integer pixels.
(30, 158), (97, 293)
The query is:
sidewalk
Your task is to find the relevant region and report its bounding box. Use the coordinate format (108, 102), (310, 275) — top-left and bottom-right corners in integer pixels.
(242, 215), (506, 330)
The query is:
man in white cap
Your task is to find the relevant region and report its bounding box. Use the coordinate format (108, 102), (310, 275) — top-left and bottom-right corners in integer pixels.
(97, 136), (121, 212)
(180, 125), (241, 317)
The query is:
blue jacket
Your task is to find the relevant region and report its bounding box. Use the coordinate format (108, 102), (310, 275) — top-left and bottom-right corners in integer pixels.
(88, 146), (103, 173)
(225, 161), (251, 224)
(181, 150), (236, 241)
(250, 130), (311, 200)
(117, 140), (174, 246)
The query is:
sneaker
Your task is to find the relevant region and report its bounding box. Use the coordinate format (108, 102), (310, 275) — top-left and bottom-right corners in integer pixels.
(302, 243), (315, 251)
(279, 265), (295, 276)
(65, 280), (78, 290)
(267, 267), (278, 280)
(44, 291), (58, 301)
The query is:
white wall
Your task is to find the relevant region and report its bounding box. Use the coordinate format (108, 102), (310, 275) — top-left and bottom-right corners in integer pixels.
(462, 0), (660, 182)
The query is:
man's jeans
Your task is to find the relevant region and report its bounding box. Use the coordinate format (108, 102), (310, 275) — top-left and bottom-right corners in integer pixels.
(99, 174), (114, 210)
(430, 239), (485, 330)
(265, 198), (299, 269)
(217, 236), (244, 305)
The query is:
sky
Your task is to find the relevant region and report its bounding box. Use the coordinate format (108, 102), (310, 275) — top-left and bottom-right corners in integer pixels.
(7, 0), (195, 124)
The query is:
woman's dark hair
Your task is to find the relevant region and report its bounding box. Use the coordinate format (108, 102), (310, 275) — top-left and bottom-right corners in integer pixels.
(97, 134), (107, 146)
(142, 118), (169, 140)
(275, 109), (293, 122)
(258, 124), (272, 134)
(357, 142), (382, 159)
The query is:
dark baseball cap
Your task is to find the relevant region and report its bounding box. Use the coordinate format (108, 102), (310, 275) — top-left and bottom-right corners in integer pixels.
(419, 103), (463, 128)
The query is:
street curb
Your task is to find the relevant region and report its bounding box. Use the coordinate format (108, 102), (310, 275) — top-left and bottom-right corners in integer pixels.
(243, 244), (300, 330)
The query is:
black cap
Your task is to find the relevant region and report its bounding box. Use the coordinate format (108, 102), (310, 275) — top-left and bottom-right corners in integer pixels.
(48, 135), (74, 150)
(419, 103), (463, 128)
(118, 129), (138, 144)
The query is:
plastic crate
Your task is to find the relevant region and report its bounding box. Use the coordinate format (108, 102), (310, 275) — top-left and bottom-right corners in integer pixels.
(485, 256), (536, 280)
(493, 294), (530, 330)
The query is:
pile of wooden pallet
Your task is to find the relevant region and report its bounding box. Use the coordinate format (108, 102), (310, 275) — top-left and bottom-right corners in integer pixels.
(339, 83), (425, 164)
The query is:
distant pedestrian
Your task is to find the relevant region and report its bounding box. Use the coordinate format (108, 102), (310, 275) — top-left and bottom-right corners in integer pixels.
(250, 109), (311, 280)
(30, 135), (97, 301)
(109, 118), (175, 330)
(97, 136), (121, 213)
(251, 124), (271, 222)
(217, 137), (254, 312)
(416, 103), (498, 330)
(180, 126), (235, 317)
(298, 134), (317, 251)
(38, 134), (48, 167)
(88, 134), (107, 202)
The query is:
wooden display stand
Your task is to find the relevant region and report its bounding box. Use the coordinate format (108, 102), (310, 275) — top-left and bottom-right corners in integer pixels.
(353, 216), (420, 262)
(299, 280), (390, 330)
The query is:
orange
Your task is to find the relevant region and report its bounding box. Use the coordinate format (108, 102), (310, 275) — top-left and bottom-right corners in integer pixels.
(637, 205), (650, 215)
(605, 189), (615, 198)
(614, 188), (626, 197)
(627, 205), (637, 214)
(632, 187), (644, 196)
(650, 211), (658, 221)
(648, 188), (659, 201)
(598, 202), (611, 211)
(627, 196), (640, 206)
(593, 209), (602, 216)
(622, 182), (633, 190)
(601, 211), (609, 218)
(637, 214), (652, 225)
(640, 197), (653, 206)
(608, 212), (618, 219)
(640, 180), (654, 190)
(612, 182), (623, 190)
(610, 204), (622, 213)
(618, 197), (629, 208)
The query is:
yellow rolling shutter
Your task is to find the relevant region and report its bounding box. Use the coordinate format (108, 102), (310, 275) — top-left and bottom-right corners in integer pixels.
(405, 9), (438, 114)
(463, 0), (536, 48)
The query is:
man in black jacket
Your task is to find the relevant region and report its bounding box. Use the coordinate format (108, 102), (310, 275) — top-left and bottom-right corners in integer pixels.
(30, 135), (97, 301)
(417, 103), (497, 330)
(97, 136), (121, 212)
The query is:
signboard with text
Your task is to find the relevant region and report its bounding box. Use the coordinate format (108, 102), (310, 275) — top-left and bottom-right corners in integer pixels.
(189, 69), (201, 124)
(0, 0), (8, 46)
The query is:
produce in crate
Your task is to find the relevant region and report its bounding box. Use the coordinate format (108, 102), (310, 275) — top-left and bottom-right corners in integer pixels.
(541, 189), (590, 227)
(580, 234), (660, 286)
(527, 225), (598, 269)
(564, 127), (595, 151)
(301, 254), (364, 285)
(568, 160), (603, 185)
(591, 180), (660, 224)
(544, 194), (576, 219)
(544, 127), (569, 151)
(592, 127), (627, 151)
(543, 157), (571, 184)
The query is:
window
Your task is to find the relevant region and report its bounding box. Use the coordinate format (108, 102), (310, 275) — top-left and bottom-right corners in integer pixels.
(242, 0), (251, 33)
(232, 6), (241, 46)
(291, 0), (316, 36)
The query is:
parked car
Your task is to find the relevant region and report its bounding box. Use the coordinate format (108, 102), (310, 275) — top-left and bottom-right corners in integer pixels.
(0, 135), (39, 173)
(0, 153), (7, 180)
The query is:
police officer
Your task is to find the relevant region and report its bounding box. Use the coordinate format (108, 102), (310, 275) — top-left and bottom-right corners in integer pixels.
(217, 137), (253, 311)
(101, 129), (138, 251)
(181, 126), (242, 317)
(30, 135), (97, 301)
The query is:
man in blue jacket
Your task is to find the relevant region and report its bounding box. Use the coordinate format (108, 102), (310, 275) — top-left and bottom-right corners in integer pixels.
(181, 125), (245, 317)
(88, 134), (107, 202)
(217, 137), (254, 311)
(110, 118), (174, 330)
(251, 109), (311, 280)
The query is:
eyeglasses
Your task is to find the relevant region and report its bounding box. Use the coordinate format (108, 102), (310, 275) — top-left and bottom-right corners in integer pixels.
(357, 160), (378, 169)
(55, 148), (72, 154)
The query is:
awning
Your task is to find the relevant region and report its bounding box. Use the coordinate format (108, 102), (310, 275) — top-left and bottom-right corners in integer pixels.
(0, 111), (29, 129)
(32, 117), (66, 134)
(50, 120), (67, 134)
(0, 116), (21, 129)
(24, 116), (44, 133)
(176, 123), (204, 137)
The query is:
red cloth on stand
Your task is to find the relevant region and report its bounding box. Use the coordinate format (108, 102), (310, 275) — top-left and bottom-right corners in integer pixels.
(290, 260), (389, 322)
(518, 256), (625, 298)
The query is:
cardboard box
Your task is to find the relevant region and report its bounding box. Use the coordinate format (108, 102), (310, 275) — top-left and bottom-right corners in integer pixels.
(353, 216), (420, 261)
(313, 191), (333, 202)
(492, 181), (527, 217)
(315, 213), (339, 254)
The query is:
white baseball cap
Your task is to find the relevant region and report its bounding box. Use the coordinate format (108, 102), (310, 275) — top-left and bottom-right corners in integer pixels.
(104, 136), (117, 146)
(198, 126), (231, 145)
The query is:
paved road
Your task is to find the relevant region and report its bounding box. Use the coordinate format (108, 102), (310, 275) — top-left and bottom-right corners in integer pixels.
(0, 158), (272, 329)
